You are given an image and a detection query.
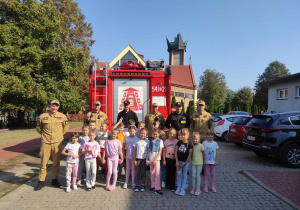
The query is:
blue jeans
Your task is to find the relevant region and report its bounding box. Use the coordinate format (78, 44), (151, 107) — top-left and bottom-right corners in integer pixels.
(160, 159), (167, 182)
(177, 161), (189, 190)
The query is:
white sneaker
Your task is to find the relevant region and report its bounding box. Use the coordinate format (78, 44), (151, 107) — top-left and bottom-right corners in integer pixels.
(66, 186), (70, 193)
(123, 182), (128, 189)
(72, 185), (77, 190)
(162, 181), (166, 188)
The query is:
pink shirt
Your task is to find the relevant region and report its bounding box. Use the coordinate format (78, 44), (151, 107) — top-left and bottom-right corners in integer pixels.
(105, 139), (122, 158)
(164, 139), (179, 159)
(82, 141), (100, 160)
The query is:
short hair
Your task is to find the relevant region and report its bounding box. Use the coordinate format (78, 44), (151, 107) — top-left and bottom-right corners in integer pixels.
(82, 125), (89, 131)
(152, 128), (160, 134)
(129, 119), (135, 125)
(89, 121), (96, 125)
(118, 122), (125, 127)
(128, 125), (137, 131)
(138, 121), (145, 126)
(101, 122), (109, 127)
(70, 132), (79, 139)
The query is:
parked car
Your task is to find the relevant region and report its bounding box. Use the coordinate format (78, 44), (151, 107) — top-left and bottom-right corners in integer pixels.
(228, 116), (253, 145)
(227, 111), (251, 116)
(243, 111), (300, 168)
(211, 113), (225, 122)
(213, 115), (244, 141)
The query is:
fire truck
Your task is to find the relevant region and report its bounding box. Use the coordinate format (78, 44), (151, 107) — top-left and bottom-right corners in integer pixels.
(88, 60), (172, 129)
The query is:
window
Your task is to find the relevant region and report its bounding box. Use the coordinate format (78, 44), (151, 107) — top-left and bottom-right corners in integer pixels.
(171, 91), (174, 96)
(277, 89), (288, 99)
(227, 117), (238, 122)
(290, 116), (300, 126)
(175, 92), (184, 97)
(185, 93), (194, 98)
(296, 87), (300, 98)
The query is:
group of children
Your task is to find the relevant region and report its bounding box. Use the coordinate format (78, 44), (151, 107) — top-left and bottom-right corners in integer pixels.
(61, 120), (219, 196)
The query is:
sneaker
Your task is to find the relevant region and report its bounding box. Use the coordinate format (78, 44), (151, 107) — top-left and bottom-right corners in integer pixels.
(155, 190), (164, 196)
(203, 186), (208, 193)
(109, 185), (115, 191)
(212, 186), (217, 193)
(52, 179), (61, 188)
(72, 185), (78, 190)
(77, 180), (81, 186)
(34, 181), (45, 191)
(123, 182), (128, 189)
(132, 182), (136, 189)
(190, 187), (196, 195)
(135, 186), (140, 192)
(161, 181), (166, 188)
(179, 189), (185, 196)
(141, 186), (146, 192)
(106, 185), (110, 191)
(66, 186), (71, 193)
(149, 188), (155, 192)
(194, 188), (201, 196)
(175, 187), (181, 195)
(92, 185), (96, 190)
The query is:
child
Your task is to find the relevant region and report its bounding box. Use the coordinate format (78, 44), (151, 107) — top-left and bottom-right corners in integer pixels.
(159, 130), (167, 188)
(190, 132), (205, 196)
(77, 126), (90, 185)
(163, 128), (178, 191)
(97, 122), (110, 177)
(61, 132), (81, 192)
(147, 128), (164, 196)
(82, 130), (101, 191)
(116, 122), (126, 178)
(103, 128), (123, 191)
(123, 125), (139, 189)
(133, 128), (149, 192)
(203, 130), (219, 193)
(175, 128), (193, 196)
(136, 121), (145, 137)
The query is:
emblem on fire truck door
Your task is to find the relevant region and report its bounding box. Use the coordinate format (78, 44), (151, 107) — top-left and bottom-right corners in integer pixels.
(118, 87), (143, 113)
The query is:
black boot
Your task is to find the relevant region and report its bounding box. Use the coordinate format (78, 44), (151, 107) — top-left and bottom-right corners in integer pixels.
(52, 179), (61, 188)
(35, 181), (45, 191)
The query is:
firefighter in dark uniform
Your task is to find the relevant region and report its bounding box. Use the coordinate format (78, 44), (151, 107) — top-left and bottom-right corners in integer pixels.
(84, 101), (108, 129)
(189, 100), (214, 141)
(145, 103), (165, 139)
(117, 100), (139, 128)
(35, 100), (69, 191)
(165, 102), (190, 131)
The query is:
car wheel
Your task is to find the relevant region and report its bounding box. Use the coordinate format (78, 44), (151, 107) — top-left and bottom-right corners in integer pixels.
(253, 151), (268, 157)
(234, 142), (243, 146)
(222, 132), (230, 142)
(281, 144), (300, 168)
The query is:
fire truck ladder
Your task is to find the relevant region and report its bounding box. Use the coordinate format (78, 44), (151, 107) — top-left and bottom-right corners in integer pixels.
(93, 62), (108, 113)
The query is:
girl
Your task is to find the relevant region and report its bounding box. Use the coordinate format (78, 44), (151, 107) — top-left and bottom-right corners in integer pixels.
(97, 122), (110, 177)
(103, 128), (123, 191)
(175, 128), (193, 196)
(203, 130), (219, 193)
(147, 128), (164, 196)
(190, 132), (205, 196)
(133, 128), (149, 192)
(77, 126), (90, 185)
(159, 130), (167, 188)
(61, 132), (81, 192)
(163, 128), (178, 191)
(82, 130), (101, 191)
(123, 125), (139, 189)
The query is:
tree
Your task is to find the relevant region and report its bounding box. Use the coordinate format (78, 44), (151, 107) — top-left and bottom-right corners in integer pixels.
(186, 100), (196, 116)
(198, 69), (227, 110)
(225, 89), (235, 103)
(252, 104), (258, 114)
(244, 103), (251, 113)
(253, 61), (290, 108)
(231, 87), (253, 110)
(171, 96), (176, 108)
(181, 99), (185, 113)
(224, 101), (231, 114)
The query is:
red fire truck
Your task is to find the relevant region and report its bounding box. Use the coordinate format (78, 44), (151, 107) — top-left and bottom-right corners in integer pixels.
(88, 60), (172, 129)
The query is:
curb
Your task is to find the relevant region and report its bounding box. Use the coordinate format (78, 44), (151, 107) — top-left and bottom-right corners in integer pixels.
(241, 170), (300, 210)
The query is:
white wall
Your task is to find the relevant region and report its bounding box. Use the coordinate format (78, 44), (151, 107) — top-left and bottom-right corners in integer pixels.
(268, 80), (300, 112)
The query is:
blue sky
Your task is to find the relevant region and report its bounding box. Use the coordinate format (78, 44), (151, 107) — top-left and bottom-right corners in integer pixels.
(75, 0), (300, 91)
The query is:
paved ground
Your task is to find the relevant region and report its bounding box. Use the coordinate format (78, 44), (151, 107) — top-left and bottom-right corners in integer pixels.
(0, 140), (299, 210)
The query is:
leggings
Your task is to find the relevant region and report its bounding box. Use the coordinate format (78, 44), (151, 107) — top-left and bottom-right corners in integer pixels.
(66, 162), (79, 187)
(106, 155), (119, 187)
(192, 164), (203, 189)
(150, 161), (161, 190)
(125, 158), (135, 183)
(135, 158), (146, 186)
(203, 164), (215, 187)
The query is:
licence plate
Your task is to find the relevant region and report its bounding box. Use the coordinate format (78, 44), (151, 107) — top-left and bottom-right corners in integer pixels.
(231, 128), (236, 132)
(247, 135), (255, 141)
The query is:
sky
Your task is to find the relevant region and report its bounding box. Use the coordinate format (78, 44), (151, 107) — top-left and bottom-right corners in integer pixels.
(74, 0), (300, 92)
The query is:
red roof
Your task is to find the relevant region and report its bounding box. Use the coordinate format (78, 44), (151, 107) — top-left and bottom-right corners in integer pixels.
(166, 65), (196, 89)
(88, 62), (108, 68)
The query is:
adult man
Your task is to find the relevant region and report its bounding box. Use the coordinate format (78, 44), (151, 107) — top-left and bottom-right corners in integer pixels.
(117, 100), (139, 128)
(84, 101), (108, 129)
(165, 102), (190, 131)
(35, 100), (69, 191)
(189, 100), (214, 140)
(145, 103), (165, 139)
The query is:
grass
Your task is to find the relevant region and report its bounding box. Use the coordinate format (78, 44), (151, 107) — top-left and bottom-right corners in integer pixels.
(0, 122), (83, 147)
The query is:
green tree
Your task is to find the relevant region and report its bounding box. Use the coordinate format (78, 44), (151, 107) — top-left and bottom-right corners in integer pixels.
(253, 61), (290, 108)
(252, 104), (258, 114)
(244, 103), (251, 113)
(231, 87), (253, 110)
(198, 69), (227, 111)
(225, 89), (235, 103)
(171, 96), (176, 108)
(224, 101), (231, 114)
(186, 100), (196, 116)
(181, 99), (185, 113)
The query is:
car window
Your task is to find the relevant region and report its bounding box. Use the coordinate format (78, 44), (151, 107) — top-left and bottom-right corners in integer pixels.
(213, 117), (222, 123)
(234, 117), (251, 125)
(227, 117), (238, 122)
(290, 116), (300, 126)
(250, 116), (273, 126)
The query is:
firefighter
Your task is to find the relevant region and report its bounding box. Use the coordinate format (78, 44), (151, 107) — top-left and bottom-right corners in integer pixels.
(189, 100), (214, 141)
(165, 102), (190, 131)
(117, 100), (139, 128)
(84, 101), (108, 129)
(35, 100), (69, 191)
(145, 103), (165, 139)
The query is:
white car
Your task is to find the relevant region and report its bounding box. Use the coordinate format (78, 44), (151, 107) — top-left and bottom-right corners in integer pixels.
(213, 115), (245, 141)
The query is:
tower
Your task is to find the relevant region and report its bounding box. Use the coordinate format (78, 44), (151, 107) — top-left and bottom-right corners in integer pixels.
(166, 33), (188, 65)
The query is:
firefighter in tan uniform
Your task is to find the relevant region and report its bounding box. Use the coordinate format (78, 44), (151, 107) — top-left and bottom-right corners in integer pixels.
(84, 101), (108, 129)
(35, 100), (69, 191)
(145, 103), (165, 139)
(189, 100), (214, 141)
